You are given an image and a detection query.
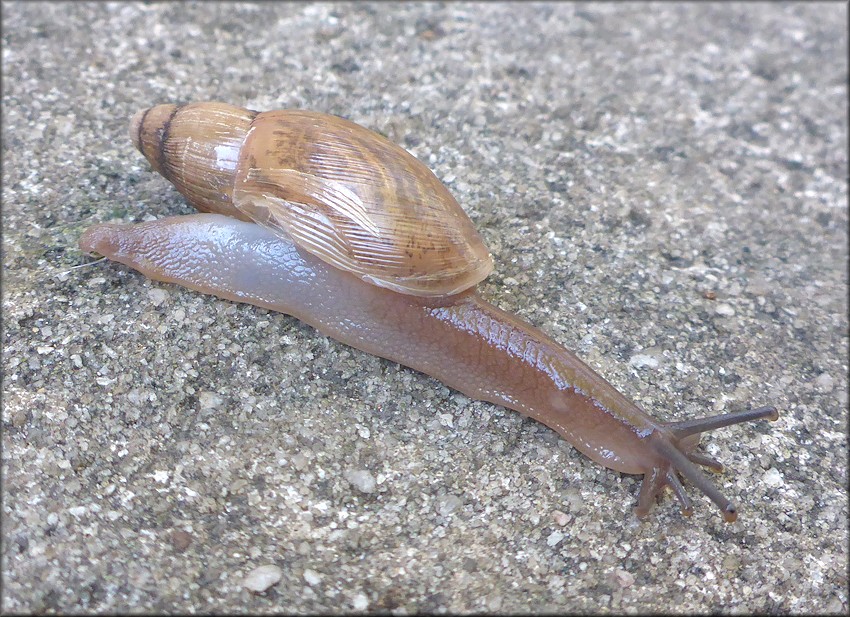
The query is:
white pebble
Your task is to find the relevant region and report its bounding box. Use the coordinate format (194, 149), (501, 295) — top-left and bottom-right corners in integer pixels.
(352, 592), (369, 610)
(614, 568), (635, 587)
(815, 372), (834, 393)
(437, 412), (454, 427)
(629, 353), (659, 369)
(552, 509), (570, 526)
(198, 391), (224, 410)
(437, 494), (462, 516)
(147, 288), (169, 306)
(344, 469), (376, 494)
(242, 564), (282, 593)
(303, 568), (322, 585)
(291, 453), (309, 471)
(547, 531), (564, 547)
(715, 303), (736, 316)
(762, 467), (784, 488)
(487, 594), (503, 611)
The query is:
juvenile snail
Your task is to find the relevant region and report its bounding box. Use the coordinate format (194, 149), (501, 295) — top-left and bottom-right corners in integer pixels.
(80, 102), (778, 522)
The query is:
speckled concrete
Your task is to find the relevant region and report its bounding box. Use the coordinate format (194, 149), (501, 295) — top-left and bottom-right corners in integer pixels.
(2, 2), (847, 614)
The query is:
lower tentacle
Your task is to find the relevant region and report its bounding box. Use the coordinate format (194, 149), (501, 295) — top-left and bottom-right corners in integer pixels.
(636, 405), (780, 522)
(634, 467), (666, 519)
(665, 470), (694, 516)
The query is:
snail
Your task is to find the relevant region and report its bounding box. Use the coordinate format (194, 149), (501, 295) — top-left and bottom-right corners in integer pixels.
(79, 102), (778, 522)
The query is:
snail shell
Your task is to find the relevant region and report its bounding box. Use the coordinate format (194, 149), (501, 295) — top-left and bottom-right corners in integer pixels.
(131, 102), (494, 297)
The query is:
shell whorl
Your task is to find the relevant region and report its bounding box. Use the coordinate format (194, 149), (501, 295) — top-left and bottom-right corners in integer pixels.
(131, 102), (257, 218)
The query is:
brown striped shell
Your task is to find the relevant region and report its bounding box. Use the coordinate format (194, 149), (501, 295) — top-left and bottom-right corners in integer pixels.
(131, 102), (494, 297)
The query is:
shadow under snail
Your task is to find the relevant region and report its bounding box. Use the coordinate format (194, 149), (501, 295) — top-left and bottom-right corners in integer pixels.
(79, 102), (779, 522)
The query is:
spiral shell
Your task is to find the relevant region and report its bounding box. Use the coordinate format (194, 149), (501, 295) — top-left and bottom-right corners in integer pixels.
(131, 102), (494, 297)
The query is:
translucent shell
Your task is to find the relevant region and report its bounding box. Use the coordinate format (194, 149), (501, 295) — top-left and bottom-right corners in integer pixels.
(131, 103), (494, 297)
(231, 110), (493, 297)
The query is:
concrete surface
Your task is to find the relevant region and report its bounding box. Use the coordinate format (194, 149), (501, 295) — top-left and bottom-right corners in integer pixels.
(2, 1), (847, 613)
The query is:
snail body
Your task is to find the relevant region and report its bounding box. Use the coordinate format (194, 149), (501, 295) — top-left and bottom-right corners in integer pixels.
(80, 102), (778, 521)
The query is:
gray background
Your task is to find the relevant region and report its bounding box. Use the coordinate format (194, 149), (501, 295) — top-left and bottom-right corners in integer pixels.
(3, 1), (847, 613)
